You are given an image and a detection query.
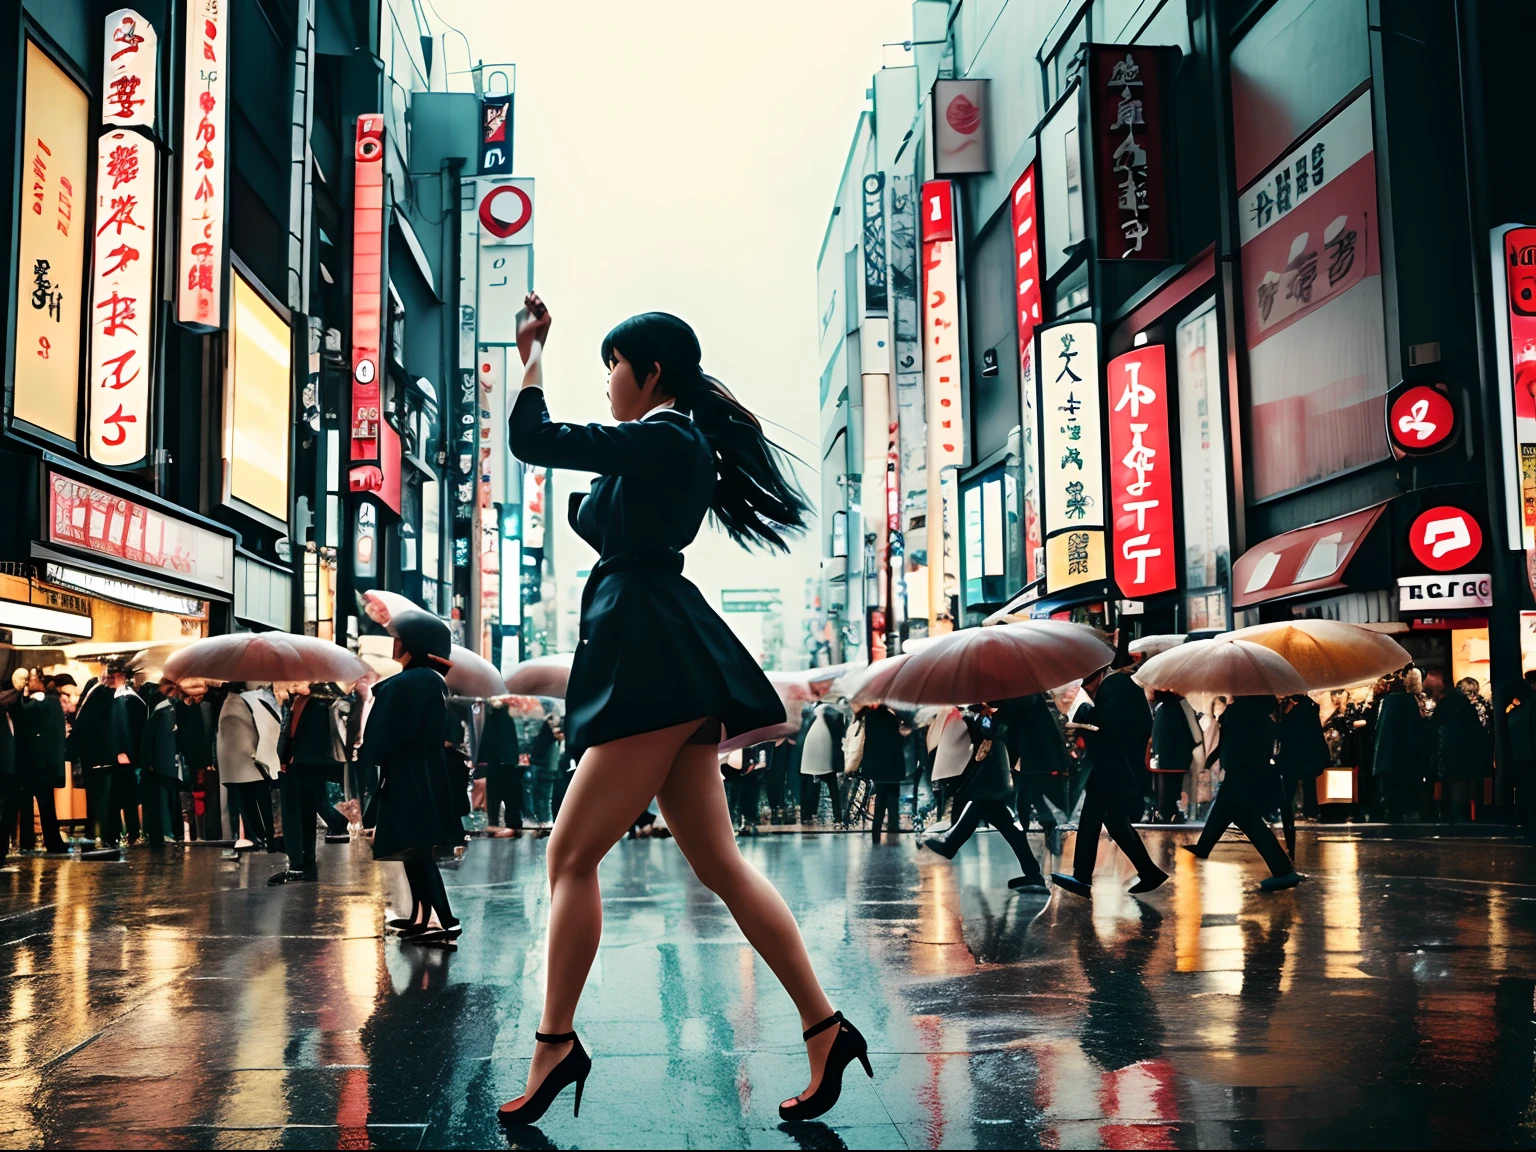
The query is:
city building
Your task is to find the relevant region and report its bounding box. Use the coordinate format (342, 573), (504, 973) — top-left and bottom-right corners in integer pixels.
(817, 0), (1535, 811)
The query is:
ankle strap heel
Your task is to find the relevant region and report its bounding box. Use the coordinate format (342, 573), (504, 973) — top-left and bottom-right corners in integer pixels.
(498, 1031), (591, 1127)
(781, 1011), (871, 1123)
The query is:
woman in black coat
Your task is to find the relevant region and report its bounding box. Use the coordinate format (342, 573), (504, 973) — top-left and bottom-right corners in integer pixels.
(1184, 695), (1302, 889)
(499, 298), (866, 1127)
(857, 704), (907, 843)
(1275, 694), (1328, 855)
(360, 612), (465, 946)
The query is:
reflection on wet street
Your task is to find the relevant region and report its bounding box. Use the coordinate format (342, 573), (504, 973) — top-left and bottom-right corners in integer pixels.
(2, 828), (1535, 1148)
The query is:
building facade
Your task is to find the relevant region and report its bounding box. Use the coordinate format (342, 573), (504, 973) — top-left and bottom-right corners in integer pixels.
(819, 0), (1535, 810)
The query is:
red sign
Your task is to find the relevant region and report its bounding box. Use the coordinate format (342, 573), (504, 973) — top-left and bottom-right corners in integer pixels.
(1010, 164), (1044, 584)
(1387, 382), (1456, 456)
(1086, 45), (1176, 261)
(1107, 346), (1176, 597)
(921, 179), (953, 243)
(478, 182), (533, 241)
(1409, 505), (1483, 573)
(350, 115), (384, 464)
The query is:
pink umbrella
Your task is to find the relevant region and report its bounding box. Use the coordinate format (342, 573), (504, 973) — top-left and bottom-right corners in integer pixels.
(767, 663), (859, 703)
(163, 632), (370, 687)
(504, 653), (574, 698)
(719, 719), (799, 753)
(848, 621), (1115, 706)
(360, 589), (420, 627)
(445, 645), (506, 699)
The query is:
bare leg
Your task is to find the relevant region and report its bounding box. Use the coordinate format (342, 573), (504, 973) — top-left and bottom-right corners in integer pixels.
(655, 746), (837, 1111)
(500, 719), (702, 1114)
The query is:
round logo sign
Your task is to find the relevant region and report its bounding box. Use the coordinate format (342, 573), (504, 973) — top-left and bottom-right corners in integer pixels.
(478, 184), (532, 240)
(1389, 384), (1455, 452)
(1409, 505), (1483, 572)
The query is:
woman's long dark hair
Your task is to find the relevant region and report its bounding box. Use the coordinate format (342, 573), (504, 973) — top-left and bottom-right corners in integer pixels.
(601, 312), (810, 551)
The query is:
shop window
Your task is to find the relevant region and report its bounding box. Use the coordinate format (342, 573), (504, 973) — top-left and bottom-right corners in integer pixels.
(961, 470), (1010, 611)
(225, 270), (293, 526)
(966, 212), (1022, 463)
(1175, 300), (1231, 630)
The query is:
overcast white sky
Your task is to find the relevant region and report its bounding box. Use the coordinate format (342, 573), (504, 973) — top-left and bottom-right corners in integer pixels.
(429, 0), (916, 665)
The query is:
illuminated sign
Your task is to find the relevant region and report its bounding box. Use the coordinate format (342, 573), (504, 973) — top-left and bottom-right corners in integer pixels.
(1039, 320), (1105, 593)
(12, 41), (89, 442)
(351, 115), (384, 462)
(86, 128), (157, 467)
(101, 9), (156, 129)
(1010, 163), (1044, 584)
(1398, 574), (1492, 612)
(1495, 225), (1536, 548)
(1387, 380), (1456, 458)
(176, 0), (227, 328)
(479, 94), (513, 175)
(921, 180), (962, 470)
(225, 274), (291, 523)
(1409, 506), (1483, 573)
(1087, 46), (1175, 260)
(1107, 345), (1175, 597)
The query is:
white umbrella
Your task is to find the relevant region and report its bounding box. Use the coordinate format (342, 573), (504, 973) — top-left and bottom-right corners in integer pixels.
(1133, 637), (1307, 697)
(504, 653), (574, 698)
(1225, 619), (1410, 690)
(767, 663), (860, 703)
(1128, 634), (1186, 658)
(164, 632), (370, 687)
(444, 645), (506, 699)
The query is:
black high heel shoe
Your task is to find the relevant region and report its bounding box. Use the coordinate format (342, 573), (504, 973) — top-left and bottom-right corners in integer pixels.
(498, 1030), (591, 1126)
(778, 1011), (872, 1122)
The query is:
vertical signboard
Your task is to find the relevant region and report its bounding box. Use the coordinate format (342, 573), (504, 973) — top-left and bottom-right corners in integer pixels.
(177, 0), (228, 328)
(887, 173), (927, 621)
(1106, 345), (1176, 597)
(13, 42), (89, 442)
(1085, 45), (1176, 261)
(350, 115), (384, 465)
(921, 180), (962, 468)
(476, 179), (535, 346)
(861, 172), (888, 317)
(101, 10), (157, 129)
(1010, 163), (1045, 584)
(1039, 320), (1106, 593)
(479, 94), (514, 175)
(1494, 225), (1536, 550)
(86, 128), (157, 467)
(933, 78), (990, 176)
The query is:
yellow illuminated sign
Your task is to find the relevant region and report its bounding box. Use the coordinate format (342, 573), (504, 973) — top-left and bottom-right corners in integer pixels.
(226, 274), (292, 522)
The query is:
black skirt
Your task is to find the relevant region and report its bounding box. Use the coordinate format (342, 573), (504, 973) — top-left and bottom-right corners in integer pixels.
(564, 550), (785, 759)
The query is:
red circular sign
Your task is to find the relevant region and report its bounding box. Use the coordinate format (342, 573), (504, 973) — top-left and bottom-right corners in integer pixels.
(478, 184), (532, 240)
(1409, 505), (1483, 572)
(1389, 385), (1455, 452)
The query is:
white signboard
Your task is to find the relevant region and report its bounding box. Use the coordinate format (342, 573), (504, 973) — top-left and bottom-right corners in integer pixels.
(922, 238), (963, 470)
(177, 0), (228, 328)
(1238, 91), (1372, 246)
(1397, 574), (1493, 612)
(101, 9), (157, 129)
(87, 129), (157, 467)
(477, 244), (532, 347)
(1039, 320), (1106, 592)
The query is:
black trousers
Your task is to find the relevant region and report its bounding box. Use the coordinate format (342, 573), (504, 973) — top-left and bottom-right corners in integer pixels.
(1195, 786), (1294, 877)
(281, 768), (330, 873)
(1278, 774), (1318, 854)
(485, 763), (523, 829)
(139, 773), (176, 846)
(87, 769), (140, 845)
(1151, 772), (1182, 821)
(1015, 773), (1063, 831)
(932, 799), (1044, 878)
(0, 776), (66, 856)
(228, 780), (274, 843)
(1072, 789), (1158, 882)
(799, 773), (842, 823)
(729, 773), (764, 827)
(870, 782), (901, 840)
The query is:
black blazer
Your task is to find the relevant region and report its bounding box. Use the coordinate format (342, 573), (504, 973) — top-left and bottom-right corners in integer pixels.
(1077, 672), (1153, 798)
(509, 388), (783, 757)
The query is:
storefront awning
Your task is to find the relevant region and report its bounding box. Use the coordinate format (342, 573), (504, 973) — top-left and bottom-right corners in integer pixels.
(1232, 503), (1388, 609)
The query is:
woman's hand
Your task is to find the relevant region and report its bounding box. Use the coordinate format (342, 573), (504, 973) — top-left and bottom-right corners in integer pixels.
(517, 292), (552, 366)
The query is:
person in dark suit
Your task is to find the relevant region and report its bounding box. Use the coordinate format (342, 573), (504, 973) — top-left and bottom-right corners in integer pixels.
(10, 678), (68, 854)
(71, 663), (137, 848)
(995, 693), (1071, 846)
(1183, 695), (1303, 890)
(138, 681), (183, 850)
(499, 299), (865, 1128)
(1373, 677), (1429, 821)
(1051, 661), (1169, 898)
(478, 698), (525, 833)
(269, 684), (352, 884)
(1275, 693), (1328, 855)
(173, 691), (215, 840)
(527, 714), (560, 822)
(858, 704), (907, 843)
(920, 705), (1047, 890)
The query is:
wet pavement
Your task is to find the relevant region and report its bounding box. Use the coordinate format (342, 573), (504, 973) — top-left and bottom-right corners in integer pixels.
(2, 826), (1536, 1149)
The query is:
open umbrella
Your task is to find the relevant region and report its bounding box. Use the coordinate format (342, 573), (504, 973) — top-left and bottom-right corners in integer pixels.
(847, 621), (1114, 706)
(445, 645), (506, 699)
(767, 663), (859, 703)
(1128, 634), (1186, 659)
(359, 589), (420, 628)
(1226, 619), (1410, 690)
(1133, 637), (1308, 697)
(719, 719), (798, 754)
(163, 632), (369, 687)
(504, 653), (574, 698)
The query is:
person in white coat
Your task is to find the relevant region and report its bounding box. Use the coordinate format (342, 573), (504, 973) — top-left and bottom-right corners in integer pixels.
(216, 683), (277, 850)
(797, 702), (844, 824)
(927, 708), (972, 828)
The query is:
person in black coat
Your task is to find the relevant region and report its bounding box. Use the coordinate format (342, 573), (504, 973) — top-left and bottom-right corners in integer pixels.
(138, 681), (183, 850)
(71, 663), (138, 848)
(498, 299), (862, 1128)
(1149, 691), (1196, 824)
(359, 612), (465, 944)
(1184, 695), (1302, 889)
(1432, 674), (1492, 822)
(269, 685), (351, 884)
(173, 692), (215, 840)
(478, 699), (525, 833)
(1051, 663), (1168, 898)
(858, 704), (907, 843)
(919, 705), (1047, 890)
(1275, 694), (1327, 856)
(9, 680), (68, 855)
(995, 693), (1072, 845)
(1373, 678), (1429, 821)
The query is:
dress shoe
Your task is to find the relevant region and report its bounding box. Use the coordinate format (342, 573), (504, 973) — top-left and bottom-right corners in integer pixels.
(324, 832), (350, 843)
(1260, 871), (1305, 892)
(1129, 868), (1170, 894)
(1050, 872), (1093, 897)
(919, 834), (957, 859)
(266, 870), (311, 886)
(1008, 875), (1050, 893)
(1179, 844), (1208, 859)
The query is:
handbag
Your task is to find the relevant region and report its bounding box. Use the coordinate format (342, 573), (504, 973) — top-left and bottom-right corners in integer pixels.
(842, 717), (866, 776)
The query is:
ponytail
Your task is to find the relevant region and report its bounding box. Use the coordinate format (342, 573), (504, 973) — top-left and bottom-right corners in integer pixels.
(601, 313), (810, 552)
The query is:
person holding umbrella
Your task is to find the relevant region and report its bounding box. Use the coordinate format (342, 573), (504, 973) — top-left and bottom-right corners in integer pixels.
(1050, 651), (1169, 899)
(995, 693), (1072, 849)
(358, 610), (465, 945)
(1275, 693), (1327, 856)
(857, 703), (907, 844)
(920, 704), (1048, 891)
(1182, 695), (1304, 891)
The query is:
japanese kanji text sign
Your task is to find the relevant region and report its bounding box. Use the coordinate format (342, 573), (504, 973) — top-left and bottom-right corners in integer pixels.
(921, 181), (963, 470)
(1040, 320), (1105, 593)
(1087, 45), (1176, 261)
(87, 129), (156, 467)
(1107, 346), (1175, 597)
(1496, 225), (1536, 549)
(101, 9), (156, 129)
(1011, 164), (1044, 584)
(177, 0), (228, 328)
(13, 41), (89, 442)
(351, 115), (385, 465)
